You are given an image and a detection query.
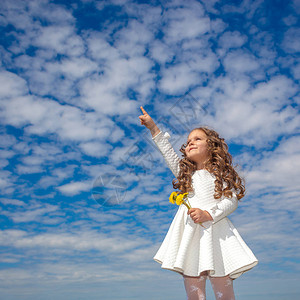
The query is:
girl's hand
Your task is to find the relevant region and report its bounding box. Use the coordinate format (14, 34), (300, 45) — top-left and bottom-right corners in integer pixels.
(188, 208), (213, 224)
(139, 106), (155, 129)
(139, 106), (160, 137)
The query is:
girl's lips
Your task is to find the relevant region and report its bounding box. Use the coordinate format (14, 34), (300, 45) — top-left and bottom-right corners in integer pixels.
(189, 147), (197, 152)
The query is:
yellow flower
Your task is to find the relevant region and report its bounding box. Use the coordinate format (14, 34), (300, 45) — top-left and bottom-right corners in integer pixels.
(176, 193), (184, 205)
(169, 191), (191, 210)
(168, 191), (203, 227)
(169, 191), (177, 204)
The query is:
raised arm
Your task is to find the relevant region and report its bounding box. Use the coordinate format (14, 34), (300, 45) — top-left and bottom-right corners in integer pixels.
(139, 106), (180, 177)
(139, 106), (161, 138)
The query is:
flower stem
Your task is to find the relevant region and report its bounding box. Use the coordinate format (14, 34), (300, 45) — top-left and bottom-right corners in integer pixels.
(182, 202), (191, 210)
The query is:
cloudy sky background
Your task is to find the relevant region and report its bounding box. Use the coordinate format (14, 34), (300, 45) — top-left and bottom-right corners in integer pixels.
(0, 0), (299, 299)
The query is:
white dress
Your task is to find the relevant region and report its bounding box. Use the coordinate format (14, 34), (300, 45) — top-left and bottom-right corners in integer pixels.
(152, 131), (258, 279)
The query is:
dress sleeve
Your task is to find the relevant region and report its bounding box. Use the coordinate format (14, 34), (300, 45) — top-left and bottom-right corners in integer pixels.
(206, 192), (238, 225)
(152, 131), (181, 178)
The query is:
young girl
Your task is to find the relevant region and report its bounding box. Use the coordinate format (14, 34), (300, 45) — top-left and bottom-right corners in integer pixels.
(139, 106), (258, 300)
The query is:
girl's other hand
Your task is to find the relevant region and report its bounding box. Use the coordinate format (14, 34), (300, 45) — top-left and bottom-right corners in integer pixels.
(139, 106), (160, 137)
(188, 208), (213, 224)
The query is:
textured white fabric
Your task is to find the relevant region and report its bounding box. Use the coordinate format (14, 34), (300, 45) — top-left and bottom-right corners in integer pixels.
(152, 131), (258, 279)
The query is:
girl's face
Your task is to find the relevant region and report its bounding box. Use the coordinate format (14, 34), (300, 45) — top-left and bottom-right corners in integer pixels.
(185, 129), (209, 169)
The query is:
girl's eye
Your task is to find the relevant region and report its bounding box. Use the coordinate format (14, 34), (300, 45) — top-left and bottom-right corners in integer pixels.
(187, 138), (201, 145)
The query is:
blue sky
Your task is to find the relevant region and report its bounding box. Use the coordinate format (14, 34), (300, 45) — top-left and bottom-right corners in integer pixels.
(0, 0), (299, 299)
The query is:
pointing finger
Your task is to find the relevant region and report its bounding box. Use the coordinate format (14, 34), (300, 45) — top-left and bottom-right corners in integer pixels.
(140, 106), (148, 115)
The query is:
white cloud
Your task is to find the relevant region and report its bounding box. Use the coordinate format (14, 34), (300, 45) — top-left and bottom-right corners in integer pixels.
(86, 32), (119, 62)
(149, 40), (174, 64)
(291, 0), (300, 14)
(38, 165), (78, 189)
(218, 31), (248, 50)
(245, 135), (300, 195)
(46, 57), (98, 80)
(1, 0), (74, 30)
(12, 141), (81, 177)
(120, 244), (160, 263)
(223, 50), (261, 74)
(159, 64), (201, 95)
(281, 28), (300, 53)
(79, 77), (137, 115)
(248, 75), (297, 106)
(0, 198), (25, 206)
(0, 149), (15, 160)
(282, 15), (298, 26)
(248, 31), (277, 63)
(0, 1), (33, 31)
(0, 227), (151, 254)
(108, 125), (125, 144)
(163, 4), (209, 43)
(16, 164), (44, 175)
(0, 94), (116, 142)
(221, 0), (264, 20)
(79, 54), (153, 114)
(79, 141), (113, 158)
(166, 15), (210, 41)
(82, 20), (156, 105)
(57, 180), (91, 196)
(291, 62), (300, 80)
(210, 18), (228, 34)
(0, 95), (49, 127)
(114, 19), (153, 57)
(124, 2), (162, 31)
(191, 52), (219, 73)
(0, 170), (16, 194)
(0, 71), (28, 98)
(2, 203), (60, 223)
(0, 133), (17, 148)
(28, 0), (75, 25)
(201, 0), (220, 14)
(34, 25), (85, 56)
(188, 74), (299, 148)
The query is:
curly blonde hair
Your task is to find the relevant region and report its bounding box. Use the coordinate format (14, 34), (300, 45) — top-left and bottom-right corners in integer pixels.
(173, 127), (245, 200)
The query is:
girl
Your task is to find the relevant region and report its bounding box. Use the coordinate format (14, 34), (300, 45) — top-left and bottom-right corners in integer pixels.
(139, 106), (258, 300)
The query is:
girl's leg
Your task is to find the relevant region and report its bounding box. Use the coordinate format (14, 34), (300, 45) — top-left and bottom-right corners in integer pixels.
(209, 275), (235, 300)
(183, 273), (207, 300)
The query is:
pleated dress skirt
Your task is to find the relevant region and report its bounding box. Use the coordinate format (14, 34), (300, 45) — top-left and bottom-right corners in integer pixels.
(153, 204), (258, 279)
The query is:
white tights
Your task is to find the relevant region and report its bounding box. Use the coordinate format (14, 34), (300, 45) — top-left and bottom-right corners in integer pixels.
(183, 273), (235, 300)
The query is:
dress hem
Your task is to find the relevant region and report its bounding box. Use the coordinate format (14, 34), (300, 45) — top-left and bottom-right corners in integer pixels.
(153, 257), (258, 280)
